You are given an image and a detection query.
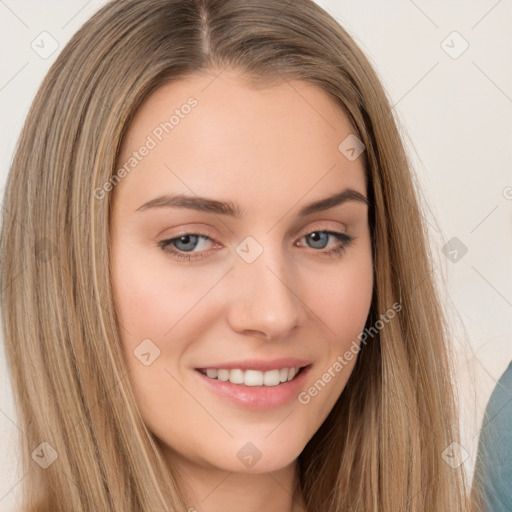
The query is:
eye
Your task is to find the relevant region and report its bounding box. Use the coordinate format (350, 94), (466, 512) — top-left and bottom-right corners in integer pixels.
(157, 232), (217, 261)
(157, 228), (355, 262)
(298, 230), (354, 258)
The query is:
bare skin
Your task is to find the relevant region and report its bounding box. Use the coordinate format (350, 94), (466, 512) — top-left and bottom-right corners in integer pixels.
(110, 68), (373, 512)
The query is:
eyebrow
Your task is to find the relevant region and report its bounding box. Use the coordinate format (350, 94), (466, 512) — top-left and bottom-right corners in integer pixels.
(135, 187), (369, 217)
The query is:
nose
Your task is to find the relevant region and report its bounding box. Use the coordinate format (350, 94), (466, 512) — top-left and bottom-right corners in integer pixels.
(225, 245), (305, 340)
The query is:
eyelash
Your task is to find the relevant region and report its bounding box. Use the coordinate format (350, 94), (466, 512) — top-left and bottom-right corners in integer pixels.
(157, 229), (355, 262)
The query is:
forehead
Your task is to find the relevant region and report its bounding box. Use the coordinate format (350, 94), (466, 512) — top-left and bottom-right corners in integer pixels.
(113, 69), (366, 213)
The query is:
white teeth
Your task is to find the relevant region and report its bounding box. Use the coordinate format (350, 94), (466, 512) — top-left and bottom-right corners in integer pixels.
(244, 370), (263, 386)
(200, 366), (303, 386)
(206, 368), (218, 379)
(263, 369), (281, 386)
(217, 369), (230, 381)
(229, 369), (245, 384)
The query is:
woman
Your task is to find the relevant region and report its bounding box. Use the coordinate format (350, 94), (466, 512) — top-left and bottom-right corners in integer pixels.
(0, 0), (474, 510)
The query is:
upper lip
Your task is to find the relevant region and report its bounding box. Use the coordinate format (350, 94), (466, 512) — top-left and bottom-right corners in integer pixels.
(195, 358), (312, 372)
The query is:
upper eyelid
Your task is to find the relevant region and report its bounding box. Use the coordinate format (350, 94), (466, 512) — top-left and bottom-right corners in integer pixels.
(163, 221), (348, 242)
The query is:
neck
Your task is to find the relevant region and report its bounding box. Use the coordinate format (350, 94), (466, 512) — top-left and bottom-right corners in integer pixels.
(165, 447), (307, 512)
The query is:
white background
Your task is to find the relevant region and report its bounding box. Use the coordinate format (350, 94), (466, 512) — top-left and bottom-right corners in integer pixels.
(1, 1), (511, 510)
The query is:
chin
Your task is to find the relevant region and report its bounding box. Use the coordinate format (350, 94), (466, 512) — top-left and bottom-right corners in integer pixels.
(182, 439), (301, 474)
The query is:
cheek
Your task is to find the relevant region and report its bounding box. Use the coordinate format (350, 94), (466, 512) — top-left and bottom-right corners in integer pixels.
(111, 244), (221, 344)
(296, 275), (372, 431)
(303, 251), (373, 343)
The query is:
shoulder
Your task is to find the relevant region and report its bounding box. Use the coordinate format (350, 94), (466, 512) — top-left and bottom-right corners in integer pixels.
(480, 361), (512, 440)
(473, 361), (512, 512)
(484, 361), (512, 421)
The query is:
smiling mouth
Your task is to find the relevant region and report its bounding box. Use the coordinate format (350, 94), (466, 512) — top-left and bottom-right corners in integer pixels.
(196, 365), (309, 387)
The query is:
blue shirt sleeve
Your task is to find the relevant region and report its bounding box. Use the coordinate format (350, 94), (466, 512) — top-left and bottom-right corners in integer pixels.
(473, 361), (512, 512)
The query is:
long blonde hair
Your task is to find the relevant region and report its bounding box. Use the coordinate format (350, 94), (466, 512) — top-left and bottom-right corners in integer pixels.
(1, 0), (472, 510)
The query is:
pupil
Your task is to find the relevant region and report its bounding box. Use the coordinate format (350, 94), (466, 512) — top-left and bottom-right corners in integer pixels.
(175, 235), (198, 252)
(308, 231), (328, 249)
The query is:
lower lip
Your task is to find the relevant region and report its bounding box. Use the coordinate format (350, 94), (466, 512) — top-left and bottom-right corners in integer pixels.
(194, 365), (312, 410)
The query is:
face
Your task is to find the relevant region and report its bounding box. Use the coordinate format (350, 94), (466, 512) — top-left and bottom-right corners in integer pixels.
(110, 69), (373, 476)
